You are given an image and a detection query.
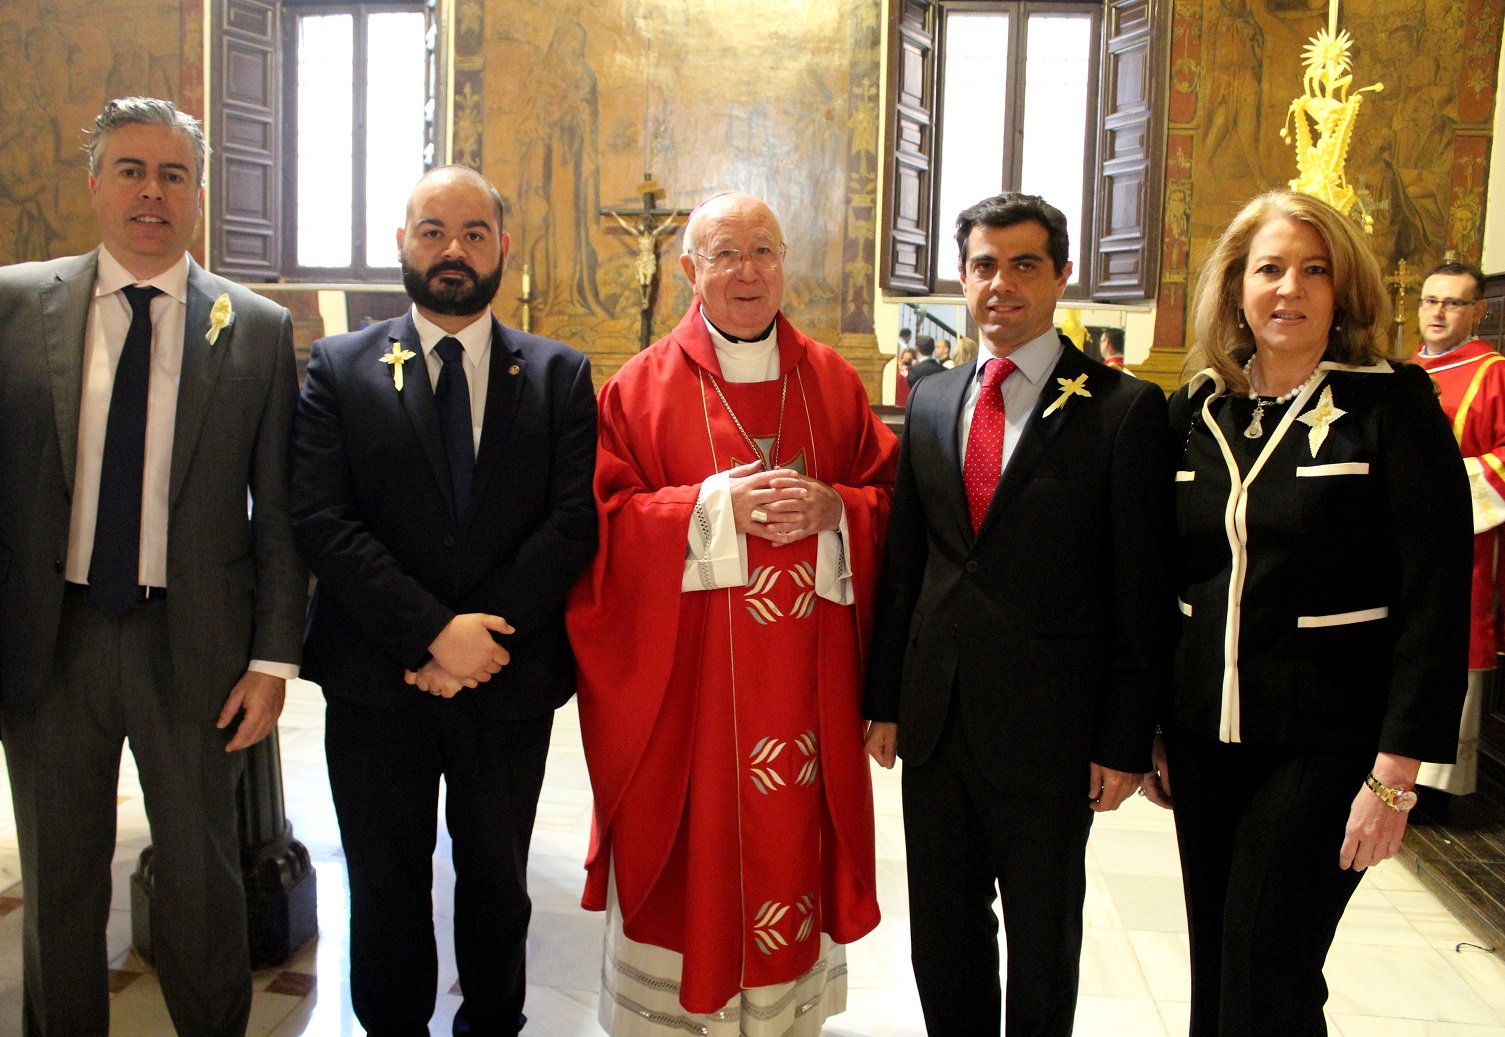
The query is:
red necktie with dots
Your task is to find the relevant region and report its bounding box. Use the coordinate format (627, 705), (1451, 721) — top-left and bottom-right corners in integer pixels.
(962, 356), (1017, 535)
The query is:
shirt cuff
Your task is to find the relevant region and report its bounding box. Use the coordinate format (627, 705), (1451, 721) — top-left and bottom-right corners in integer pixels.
(248, 659), (299, 681)
(1465, 456), (1505, 534)
(682, 470), (749, 592)
(814, 506), (853, 605)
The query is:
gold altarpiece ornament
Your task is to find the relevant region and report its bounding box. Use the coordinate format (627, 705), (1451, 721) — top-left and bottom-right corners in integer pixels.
(1279, 6), (1383, 232)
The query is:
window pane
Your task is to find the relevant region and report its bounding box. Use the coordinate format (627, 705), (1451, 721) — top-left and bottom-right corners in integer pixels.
(934, 11), (1008, 283)
(1019, 14), (1093, 284)
(296, 14), (354, 268)
(366, 11), (427, 268)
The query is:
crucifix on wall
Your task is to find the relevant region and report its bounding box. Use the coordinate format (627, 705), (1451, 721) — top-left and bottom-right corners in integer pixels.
(601, 175), (690, 352)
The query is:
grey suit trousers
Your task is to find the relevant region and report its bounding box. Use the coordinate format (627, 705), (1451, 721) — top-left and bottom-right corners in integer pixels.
(1, 591), (250, 1037)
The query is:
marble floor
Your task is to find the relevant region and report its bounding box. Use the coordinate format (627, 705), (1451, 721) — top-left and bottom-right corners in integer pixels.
(0, 680), (1501, 1034)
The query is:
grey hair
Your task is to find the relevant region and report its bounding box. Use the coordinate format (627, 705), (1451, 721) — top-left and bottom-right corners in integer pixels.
(87, 97), (209, 188)
(681, 192), (785, 259)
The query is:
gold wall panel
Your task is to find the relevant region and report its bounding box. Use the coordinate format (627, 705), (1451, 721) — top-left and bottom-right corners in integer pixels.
(0, 1), (186, 264)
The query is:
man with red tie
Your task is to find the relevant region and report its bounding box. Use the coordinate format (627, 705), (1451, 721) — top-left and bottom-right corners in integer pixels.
(865, 193), (1174, 1036)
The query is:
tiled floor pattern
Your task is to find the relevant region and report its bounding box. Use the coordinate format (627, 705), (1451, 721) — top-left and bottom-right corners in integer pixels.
(0, 680), (1499, 1034)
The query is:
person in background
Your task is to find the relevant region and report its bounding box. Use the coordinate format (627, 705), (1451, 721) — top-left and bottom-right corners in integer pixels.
(906, 332), (944, 387)
(1152, 189), (1471, 1035)
(952, 334), (978, 367)
(1409, 259), (1505, 814)
(935, 337), (954, 367)
(1100, 327), (1127, 371)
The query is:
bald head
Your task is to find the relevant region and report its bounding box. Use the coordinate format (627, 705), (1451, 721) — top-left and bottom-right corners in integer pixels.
(682, 192), (784, 259)
(406, 165), (506, 228)
(679, 191), (786, 340)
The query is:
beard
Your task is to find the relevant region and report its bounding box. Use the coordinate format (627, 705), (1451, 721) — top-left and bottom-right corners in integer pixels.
(401, 256), (504, 317)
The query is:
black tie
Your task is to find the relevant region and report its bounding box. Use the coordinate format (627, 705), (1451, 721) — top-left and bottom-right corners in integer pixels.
(434, 336), (474, 526)
(90, 284), (161, 617)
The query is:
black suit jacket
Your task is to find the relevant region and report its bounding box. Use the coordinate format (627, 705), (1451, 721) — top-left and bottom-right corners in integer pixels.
(1169, 362), (1471, 760)
(292, 312), (597, 719)
(907, 357), (945, 388)
(866, 337), (1175, 792)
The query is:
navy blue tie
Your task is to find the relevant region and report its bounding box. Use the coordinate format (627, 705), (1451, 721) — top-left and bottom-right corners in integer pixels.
(434, 336), (474, 526)
(90, 284), (161, 616)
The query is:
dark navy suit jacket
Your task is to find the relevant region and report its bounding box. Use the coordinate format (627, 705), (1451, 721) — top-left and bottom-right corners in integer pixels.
(292, 312), (597, 719)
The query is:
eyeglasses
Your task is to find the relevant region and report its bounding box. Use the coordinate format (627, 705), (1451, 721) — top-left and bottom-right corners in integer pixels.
(1419, 296), (1479, 312)
(693, 245), (786, 272)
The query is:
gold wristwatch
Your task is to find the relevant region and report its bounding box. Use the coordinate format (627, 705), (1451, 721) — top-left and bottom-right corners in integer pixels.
(1365, 772), (1418, 812)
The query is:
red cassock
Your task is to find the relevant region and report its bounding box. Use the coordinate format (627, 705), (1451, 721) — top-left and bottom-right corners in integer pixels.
(566, 303), (897, 1013)
(1415, 339), (1505, 669)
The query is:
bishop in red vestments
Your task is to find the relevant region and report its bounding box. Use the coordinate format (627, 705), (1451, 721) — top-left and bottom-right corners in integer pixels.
(567, 193), (897, 1034)
(1413, 262), (1505, 798)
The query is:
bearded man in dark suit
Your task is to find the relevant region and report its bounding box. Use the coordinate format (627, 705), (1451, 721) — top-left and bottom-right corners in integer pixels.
(292, 165), (597, 1037)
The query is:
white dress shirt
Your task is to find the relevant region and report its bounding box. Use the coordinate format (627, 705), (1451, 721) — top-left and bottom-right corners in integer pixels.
(412, 306), (492, 456)
(68, 247), (187, 590)
(70, 248), (296, 679)
(958, 327), (1064, 474)
(682, 309), (853, 604)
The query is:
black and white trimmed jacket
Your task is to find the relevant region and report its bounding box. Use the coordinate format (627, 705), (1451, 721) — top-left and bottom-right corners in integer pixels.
(1168, 359), (1472, 760)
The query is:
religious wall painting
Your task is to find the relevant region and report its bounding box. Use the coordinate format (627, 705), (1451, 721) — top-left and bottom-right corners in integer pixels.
(839, 0), (882, 338)
(457, 0), (485, 52)
(1169, 0), (1201, 125)
(1155, 0), (1503, 357)
(479, 0), (871, 370)
(0, 0), (184, 263)
(1462, 0), (1504, 121)
(1152, 132), (1194, 357)
(1449, 136), (1489, 262)
(453, 80), (484, 171)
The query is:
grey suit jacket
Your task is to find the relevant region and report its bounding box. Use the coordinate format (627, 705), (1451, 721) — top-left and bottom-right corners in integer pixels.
(0, 250), (307, 721)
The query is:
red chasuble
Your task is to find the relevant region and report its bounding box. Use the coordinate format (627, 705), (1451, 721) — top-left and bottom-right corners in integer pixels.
(567, 303), (897, 1012)
(1415, 340), (1505, 668)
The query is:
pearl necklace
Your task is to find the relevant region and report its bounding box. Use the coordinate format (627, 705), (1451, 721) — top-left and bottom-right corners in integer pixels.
(1242, 356), (1319, 440)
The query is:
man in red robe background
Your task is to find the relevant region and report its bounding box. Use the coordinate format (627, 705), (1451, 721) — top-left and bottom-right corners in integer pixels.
(567, 192), (898, 1035)
(1413, 260), (1505, 809)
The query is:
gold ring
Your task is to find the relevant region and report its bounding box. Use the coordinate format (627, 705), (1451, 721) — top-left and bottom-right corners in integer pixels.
(751, 508), (768, 523)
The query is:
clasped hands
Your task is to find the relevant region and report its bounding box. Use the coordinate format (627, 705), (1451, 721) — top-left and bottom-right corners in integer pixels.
(728, 459), (842, 544)
(404, 612), (513, 698)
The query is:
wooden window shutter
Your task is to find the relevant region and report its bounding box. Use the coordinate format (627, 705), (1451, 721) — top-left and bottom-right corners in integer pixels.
(880, 0), (939, 295)
(1088, 0), (1167, 299)
(212, 0), (282, 280)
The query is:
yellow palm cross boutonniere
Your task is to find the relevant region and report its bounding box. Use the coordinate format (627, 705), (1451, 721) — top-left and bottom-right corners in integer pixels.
(1296, 384), (1346, 456)
(206, 293), (234, 344)
(380, 339), (418, 391)
(1041, 373), (1092, 417)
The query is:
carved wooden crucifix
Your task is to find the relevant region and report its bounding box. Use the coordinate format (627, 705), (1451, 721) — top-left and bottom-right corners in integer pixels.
(601, 175), (690, 352)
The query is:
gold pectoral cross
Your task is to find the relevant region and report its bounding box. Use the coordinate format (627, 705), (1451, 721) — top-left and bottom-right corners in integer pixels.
(732, 437), (807, 475)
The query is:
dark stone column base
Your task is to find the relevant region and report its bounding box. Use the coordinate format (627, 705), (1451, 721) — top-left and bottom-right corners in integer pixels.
(131, 728), (319, 969)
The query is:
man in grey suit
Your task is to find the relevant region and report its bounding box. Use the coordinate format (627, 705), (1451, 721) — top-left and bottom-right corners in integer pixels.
(0, 97), (306, 1035)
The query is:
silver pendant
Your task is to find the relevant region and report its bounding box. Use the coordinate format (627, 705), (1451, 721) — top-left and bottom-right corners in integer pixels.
(1244, 400), (1267, 439)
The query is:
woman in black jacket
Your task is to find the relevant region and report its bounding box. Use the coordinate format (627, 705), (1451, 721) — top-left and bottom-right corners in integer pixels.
(1146, 189), (1473, 1036)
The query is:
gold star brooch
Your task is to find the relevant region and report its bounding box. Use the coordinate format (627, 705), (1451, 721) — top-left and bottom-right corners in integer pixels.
(1296, 385), (1346, 456)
